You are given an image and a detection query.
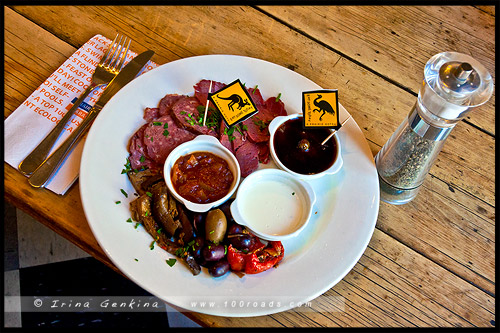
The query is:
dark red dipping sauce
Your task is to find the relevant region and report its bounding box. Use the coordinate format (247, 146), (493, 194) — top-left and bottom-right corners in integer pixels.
(171, 152), (234, 204)
(273, 118), (338, 175)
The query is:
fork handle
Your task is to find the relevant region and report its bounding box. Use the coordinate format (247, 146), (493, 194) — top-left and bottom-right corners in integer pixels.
(18, 83), (98, 175)
(28, 104), (101, 188)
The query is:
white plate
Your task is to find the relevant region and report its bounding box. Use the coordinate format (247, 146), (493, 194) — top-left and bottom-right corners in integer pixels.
(80, 55), (379, 317)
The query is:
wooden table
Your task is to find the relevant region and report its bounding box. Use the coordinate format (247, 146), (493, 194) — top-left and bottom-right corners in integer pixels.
(4, 5), (495, 327)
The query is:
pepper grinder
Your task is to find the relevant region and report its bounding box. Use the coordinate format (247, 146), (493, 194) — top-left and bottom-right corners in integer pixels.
(375, 52), (493, 205)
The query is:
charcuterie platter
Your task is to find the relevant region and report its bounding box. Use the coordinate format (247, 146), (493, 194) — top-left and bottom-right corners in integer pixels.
(80, 55), (379, 316)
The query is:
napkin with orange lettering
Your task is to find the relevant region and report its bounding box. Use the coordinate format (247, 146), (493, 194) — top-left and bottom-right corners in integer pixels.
(4, 34), (158, 195)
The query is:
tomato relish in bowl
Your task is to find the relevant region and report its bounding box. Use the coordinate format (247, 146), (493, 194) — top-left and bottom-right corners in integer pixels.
(171, 151), (234, 204)
(164, 135), (241, 213)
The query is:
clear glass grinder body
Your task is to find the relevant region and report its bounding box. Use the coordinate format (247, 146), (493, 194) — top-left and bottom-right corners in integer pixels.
(375, 52), (493, 205)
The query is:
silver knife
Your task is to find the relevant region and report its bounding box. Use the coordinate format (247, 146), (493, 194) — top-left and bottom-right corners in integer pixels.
(28, 50), (154, 188)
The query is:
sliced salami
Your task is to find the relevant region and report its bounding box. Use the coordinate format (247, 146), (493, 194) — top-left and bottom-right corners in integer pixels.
(128, 124), (160, 171)
(143, 114), (196, 165)
(171, 97), (217, 136)
(159, 94), (185, 117)
(143, 107), (159, 122)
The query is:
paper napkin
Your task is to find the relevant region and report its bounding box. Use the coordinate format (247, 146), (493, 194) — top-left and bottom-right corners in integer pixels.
(4, 34), (158, 195)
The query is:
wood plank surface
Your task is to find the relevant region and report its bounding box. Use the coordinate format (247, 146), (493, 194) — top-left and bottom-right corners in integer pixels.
(257, 6), (496, 135)
(4, 5), (495, 327)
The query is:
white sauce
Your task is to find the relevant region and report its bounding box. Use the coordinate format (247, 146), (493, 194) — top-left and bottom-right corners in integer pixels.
(239, 180), (304, 235)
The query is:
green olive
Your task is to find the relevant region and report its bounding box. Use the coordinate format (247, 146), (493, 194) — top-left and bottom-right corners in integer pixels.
(205, 209), (227, 244)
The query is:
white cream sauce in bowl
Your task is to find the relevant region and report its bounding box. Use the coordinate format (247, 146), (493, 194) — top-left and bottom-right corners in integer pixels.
(230, 169), (316, 241)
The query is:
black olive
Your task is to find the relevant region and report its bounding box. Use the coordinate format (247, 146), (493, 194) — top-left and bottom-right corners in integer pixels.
(208, 260), (230, 277)
(228, 234), (254, 251)
(191, 236), (204, 261)
(202, 244), (226, 262)
(227, 223), (244, 235)
(193, 213), (205, 236)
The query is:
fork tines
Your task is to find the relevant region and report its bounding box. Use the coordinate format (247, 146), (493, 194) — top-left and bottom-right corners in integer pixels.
(102, 34), (131, 71)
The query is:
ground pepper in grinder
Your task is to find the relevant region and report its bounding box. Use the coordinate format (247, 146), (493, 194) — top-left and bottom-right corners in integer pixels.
(375, 52), (493, 205)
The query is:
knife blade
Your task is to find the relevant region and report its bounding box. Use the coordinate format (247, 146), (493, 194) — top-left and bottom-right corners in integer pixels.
(28, 50), (154, 188)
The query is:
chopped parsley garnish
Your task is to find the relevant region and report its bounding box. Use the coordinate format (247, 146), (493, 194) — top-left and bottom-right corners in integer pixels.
(121, 158), (132, 174)
(275, 93), (282, 102)
(120, 189), (128, 198)
(150, 240), (155, 250)
(126, 218), (133, 223)
(174, 240), (196, 259)
(224, 125), (238, 142)
(166, 258), (177, 267)
(163, 129), (169, 137)
(195, 105), (221, 131)
(235, 124), (246, 136)
(253, 118), (270, 130)
(184, 113), (195, 126)
(153, 122), (162, 126)
(115, 201), (121, 204)
(146, 191), (153, 197)
(175, 247), (187, 258)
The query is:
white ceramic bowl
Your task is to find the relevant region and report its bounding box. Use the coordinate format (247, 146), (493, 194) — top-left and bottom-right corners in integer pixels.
(230, 169), (316, 241)
(164, 135), (241, 213)
(268, 113), (343, 180)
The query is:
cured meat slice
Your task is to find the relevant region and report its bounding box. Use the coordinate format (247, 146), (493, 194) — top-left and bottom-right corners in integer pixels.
(171, 97), (217, 136)
(257, 97), (287, 122)
(234, 141), (259, 178)
(128, 124), (160, 171)
(194, 79), (226, 106)
(143, 107), (159, 122)
(143, 114), (196, 165)
(230, 125), (246, 152)
(242, 117), (270, 143)
(241, 96), (285, 144)
(144, 93), (186, 122)
(218, 121), (233, 152)
(265, 96), (287, 118)
(247, 87), (265, 110)
(159, 94), (185, 117)
(257, 142), (270, 164)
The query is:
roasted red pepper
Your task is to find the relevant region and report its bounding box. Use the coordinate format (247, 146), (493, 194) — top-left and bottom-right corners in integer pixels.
(227, 241), (284, 274)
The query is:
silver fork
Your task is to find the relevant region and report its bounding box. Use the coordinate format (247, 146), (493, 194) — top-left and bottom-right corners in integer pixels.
(18, 34), (131, 176)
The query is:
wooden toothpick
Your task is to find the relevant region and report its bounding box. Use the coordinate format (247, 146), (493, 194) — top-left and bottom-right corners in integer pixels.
(202, 80), (213, 127)
(321, 116), (351, 145)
